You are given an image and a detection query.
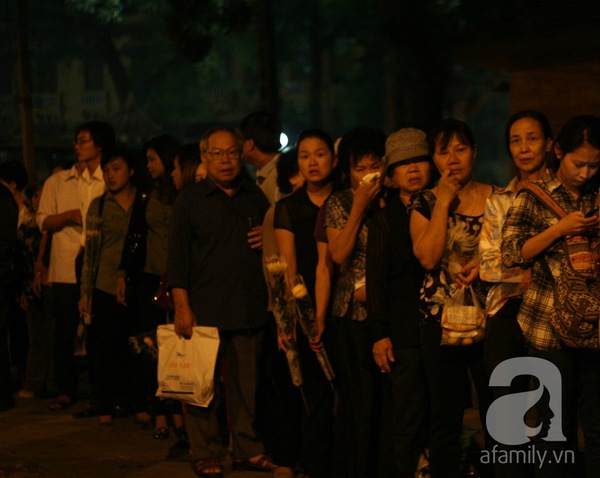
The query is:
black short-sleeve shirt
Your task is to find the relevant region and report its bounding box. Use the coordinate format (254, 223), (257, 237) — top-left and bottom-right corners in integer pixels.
(274, 184), (321, 301)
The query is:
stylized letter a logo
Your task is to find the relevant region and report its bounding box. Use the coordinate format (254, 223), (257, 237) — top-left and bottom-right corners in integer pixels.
(486, 357), (566, 445)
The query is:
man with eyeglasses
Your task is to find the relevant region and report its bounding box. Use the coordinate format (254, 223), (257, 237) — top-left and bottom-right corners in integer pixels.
(168, 126), (275, 476)
(240, 111), (283, 205)
(37, 121), (114, 411)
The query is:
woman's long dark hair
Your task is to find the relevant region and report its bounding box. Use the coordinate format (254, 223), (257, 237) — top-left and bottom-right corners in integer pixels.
(552, 115), (600, 190)
(143, 134), (179, 204)
(178, 143), (202, 190)
(428, 118), (476, 156)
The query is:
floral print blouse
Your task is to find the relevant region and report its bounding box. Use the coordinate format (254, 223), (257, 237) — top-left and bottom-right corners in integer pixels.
(324, 188), (369, 321)
(409, 189), (488, 324)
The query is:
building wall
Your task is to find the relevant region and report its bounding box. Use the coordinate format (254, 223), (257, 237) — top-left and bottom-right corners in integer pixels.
(0, 58), (118, 144)
(510, 60), (600, 134)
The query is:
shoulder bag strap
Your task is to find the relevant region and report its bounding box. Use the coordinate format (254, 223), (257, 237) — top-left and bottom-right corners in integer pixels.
(98, 191), (107, 217)
(521, 183), (567, 220)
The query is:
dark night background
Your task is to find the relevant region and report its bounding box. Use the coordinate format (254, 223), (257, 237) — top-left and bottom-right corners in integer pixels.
(1, 0), (599, 185)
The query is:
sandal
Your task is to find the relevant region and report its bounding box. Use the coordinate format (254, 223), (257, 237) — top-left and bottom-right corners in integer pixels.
(98, 415), (115, 432)
(232, 454), (276, 472)
(154, 427), (170, 439)
(191, 457), (223, 478)
(134, 412), (152, 430)
(49, 395), (75, 411)
(174, 427), (190, 449)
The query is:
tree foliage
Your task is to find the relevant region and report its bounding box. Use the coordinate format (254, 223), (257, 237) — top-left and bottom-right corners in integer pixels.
(13, 0), (562, 142)
(164, 0), (253, 62)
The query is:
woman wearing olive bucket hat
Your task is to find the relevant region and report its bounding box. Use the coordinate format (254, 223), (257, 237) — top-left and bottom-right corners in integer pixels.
(366, 128), (433, 478)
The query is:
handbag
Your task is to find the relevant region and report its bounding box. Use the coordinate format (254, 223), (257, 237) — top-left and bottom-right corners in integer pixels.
(441, 285), (486, 346)
(156, 324), (220, 407)
(522, 183), (600, 349)
(128, 329), (158, 363)
(151, 274), (174, 310)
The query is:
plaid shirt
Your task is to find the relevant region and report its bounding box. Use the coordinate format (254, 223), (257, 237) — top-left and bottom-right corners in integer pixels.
(502, 172), (598, 351)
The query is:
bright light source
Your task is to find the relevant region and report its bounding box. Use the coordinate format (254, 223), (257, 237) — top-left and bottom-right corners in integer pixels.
(280, 133), (289, 149)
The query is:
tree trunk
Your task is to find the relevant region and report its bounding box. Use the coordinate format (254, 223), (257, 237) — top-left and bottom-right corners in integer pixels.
(256, 0), (279, 116)
(309, 4), (322, 127)
(382, 52), (398, 133)
(17, 0), (36, 183)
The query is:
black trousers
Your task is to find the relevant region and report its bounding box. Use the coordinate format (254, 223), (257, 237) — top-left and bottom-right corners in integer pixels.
(378, 347), (429, 478)
(128, 272), (175, 416)
(256, 315), (303, 468)
(256, 316), (334, 475)
(484, 298), (532, 478)
(87, 289), (131, 416)
(52, 283), (80, 400)
(420, 321), (492, 478)
(330, 317), (381, 478)
(0, 281), (12, 407)
(528, 346), (600, 478)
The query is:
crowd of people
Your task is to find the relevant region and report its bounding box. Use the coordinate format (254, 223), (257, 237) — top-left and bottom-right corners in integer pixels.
(0, 110), (598, 478)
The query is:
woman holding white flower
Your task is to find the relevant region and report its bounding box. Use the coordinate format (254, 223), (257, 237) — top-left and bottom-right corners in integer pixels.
(274, 128), (339, 478)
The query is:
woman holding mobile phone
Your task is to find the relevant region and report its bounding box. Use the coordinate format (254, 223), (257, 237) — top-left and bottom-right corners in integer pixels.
(502, 115), (600, 476)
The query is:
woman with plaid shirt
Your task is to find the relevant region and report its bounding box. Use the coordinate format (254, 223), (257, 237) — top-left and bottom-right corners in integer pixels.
(502, 115), (600, 477)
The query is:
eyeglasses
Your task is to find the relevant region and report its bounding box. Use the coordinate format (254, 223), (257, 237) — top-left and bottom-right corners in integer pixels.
(205, 149), (241, 162)
(73, 137), (93, 146)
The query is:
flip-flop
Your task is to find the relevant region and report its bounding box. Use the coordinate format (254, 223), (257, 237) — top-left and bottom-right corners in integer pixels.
(133, 413), (152, 430)
(154, 427), (169, 439)
(49, 396), (75, 411)
(191, 457), (223, 478)
(232, 455), (276, 472)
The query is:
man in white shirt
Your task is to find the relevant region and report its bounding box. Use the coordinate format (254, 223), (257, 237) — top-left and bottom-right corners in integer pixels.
(240, 112), (282, 205)
(37, 121), (114, 410)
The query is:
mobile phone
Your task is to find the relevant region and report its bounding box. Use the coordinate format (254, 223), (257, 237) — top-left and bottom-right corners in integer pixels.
(585, 206), (599, 218)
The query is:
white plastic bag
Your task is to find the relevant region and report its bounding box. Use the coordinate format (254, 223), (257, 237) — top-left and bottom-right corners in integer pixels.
(156, 324), (220, 407)
(441, 286), (485, 346)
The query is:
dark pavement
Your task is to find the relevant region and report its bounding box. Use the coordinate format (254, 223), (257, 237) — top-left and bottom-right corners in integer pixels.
(1, 395), (488, 478)
(0, 397), (274, 478)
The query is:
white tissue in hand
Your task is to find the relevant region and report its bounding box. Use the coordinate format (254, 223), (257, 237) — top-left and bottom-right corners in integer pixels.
(361, 172), (380, 184)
